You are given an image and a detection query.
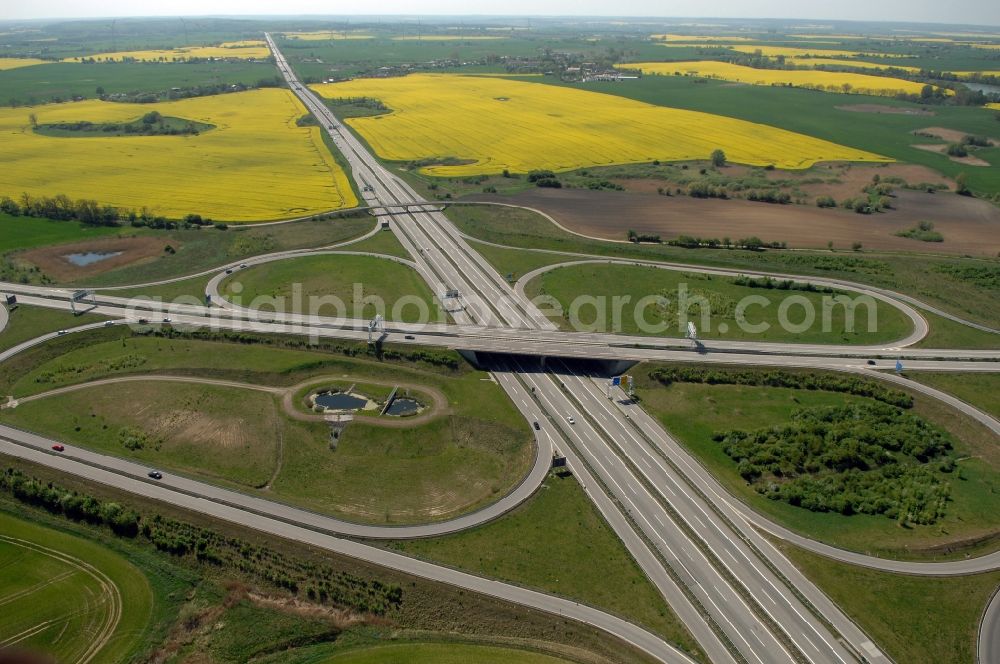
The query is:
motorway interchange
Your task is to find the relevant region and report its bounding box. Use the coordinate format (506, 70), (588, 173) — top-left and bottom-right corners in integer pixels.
(1, 33), (999, 664)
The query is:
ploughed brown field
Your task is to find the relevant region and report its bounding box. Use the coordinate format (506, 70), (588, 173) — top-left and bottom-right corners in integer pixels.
(19, 236), (169, 281)
(478, 188), (1000, 256)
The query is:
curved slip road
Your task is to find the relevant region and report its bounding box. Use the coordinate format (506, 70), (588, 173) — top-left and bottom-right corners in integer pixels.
(456, 201), (1000, 336)
(204, 250), (426, 312)
(514, 258), (928, 348)
(0, 436), (695, 664)
(981, 588), (1000, 664)
(88, 219), (385, 293)
(0, 326), (553, 541)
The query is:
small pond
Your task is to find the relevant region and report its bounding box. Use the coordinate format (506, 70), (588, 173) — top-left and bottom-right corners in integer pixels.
(64, 251), (123, 267)
(385, 397), (421, 416)
(314, 391), (368, 411)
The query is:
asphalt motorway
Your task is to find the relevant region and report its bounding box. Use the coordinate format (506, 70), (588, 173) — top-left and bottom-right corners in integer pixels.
(0, 436), (695, 664)
(0, 34), (996, 664)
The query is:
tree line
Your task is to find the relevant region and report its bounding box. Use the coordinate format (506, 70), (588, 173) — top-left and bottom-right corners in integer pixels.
(1, 192), (215, 230)
(0, 467), (403, 615)
(647, 366), (913, 408)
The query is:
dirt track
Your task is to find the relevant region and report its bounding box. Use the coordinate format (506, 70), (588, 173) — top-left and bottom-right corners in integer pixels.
(479, 187), (1000, 256)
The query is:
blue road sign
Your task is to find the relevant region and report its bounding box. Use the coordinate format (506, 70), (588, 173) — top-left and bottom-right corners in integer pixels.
(612, 376), (621, 386)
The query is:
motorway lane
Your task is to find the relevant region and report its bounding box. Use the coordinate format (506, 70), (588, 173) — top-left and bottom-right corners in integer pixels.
(562, 365), (889, 664)
(490, 360), (739, 664)
(981, 588), (1000, 664)
(7, 282), (1000, 366)
(557, 363), (873, 664)
(6, 292), (1000, 381)
(0, 303), (8, 336)
(507, 357), (798, 664)
(0, 437), (695, 664)
(267, 34), (549, 331)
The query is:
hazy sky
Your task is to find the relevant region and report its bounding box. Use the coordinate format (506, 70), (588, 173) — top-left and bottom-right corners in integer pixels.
(3, 0), (999, 26)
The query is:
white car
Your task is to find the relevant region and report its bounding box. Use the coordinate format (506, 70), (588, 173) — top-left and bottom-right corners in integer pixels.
(567, 416), (576, 425)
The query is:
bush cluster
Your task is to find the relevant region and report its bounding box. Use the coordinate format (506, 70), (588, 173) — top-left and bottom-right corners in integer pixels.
(713, 403), (954, 524)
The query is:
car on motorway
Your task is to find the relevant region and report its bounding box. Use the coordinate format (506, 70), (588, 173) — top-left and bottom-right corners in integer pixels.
(162, 317), (172, 323)
(566, 416), (576, 425)
(225, 268), (233, 274)
(239, 263), (248, 269)
(104, 320), (116, 327)
(56, 329), (67, 335)
(147, 470), (163, 480)
(533, 421), (541, 431)
(404, 334), (415, 340)
(138, 318), (149, 324)
(866, 360), (877, 366)
(51, 444), (64, 452)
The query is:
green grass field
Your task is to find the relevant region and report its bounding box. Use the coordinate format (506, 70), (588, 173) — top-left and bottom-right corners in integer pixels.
(914, 310), (1000, 349)
(220, 253), (438, 324)
(635, 367), (1000, 558)
(0, 61), (280, 105)
(1, 334), (535, 524)
(446, 204), (1000, 327)
(909, 372), (1000, 418)
(772, 537), (1000, 664)
(0, 306), (106, 353)
(0, 510), (154, 664)
(391, 472), (702, 659)
(0, 213), (121, 253)
(525, 262), (913, 344)
(346, 227), (414, 259)
(8, 381), (282, 488)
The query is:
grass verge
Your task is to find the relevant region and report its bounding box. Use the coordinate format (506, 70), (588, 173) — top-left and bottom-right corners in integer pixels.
(389, 471), (703, 660)
(771, 536), (1000, 664)
(635, 364), (1000, 559)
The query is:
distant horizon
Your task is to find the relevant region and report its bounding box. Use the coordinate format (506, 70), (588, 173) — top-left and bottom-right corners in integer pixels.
(2, 1), (999, 28)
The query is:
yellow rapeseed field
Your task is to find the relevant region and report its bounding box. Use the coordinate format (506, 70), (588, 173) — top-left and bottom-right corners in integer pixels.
(628, 61), (936, 96)
(283, 31), (374, 40)
(0, 89), (357, 221)
(311, 74), (888, 176)
(64, 41), (270, 62)
(987, 103), (1000, 111)
(0, 58), (50, 70)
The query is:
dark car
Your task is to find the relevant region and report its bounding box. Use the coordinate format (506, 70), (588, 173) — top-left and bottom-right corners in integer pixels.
(147, 470), (163, 480)
(866, 360), (877, 366)
(51, 444), (65, 452)
(404, 334), (415, 340)
(533, 421), (540, 431)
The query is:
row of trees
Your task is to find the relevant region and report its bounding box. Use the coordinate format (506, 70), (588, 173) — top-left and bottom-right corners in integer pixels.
(730, 275), (834, 293)
(665, 235), (787, 251)
(715, 402), (954, 524)
(1, 193), (216, 230)
(0, 468), (403, 615)
(648, 365), (913, 408)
